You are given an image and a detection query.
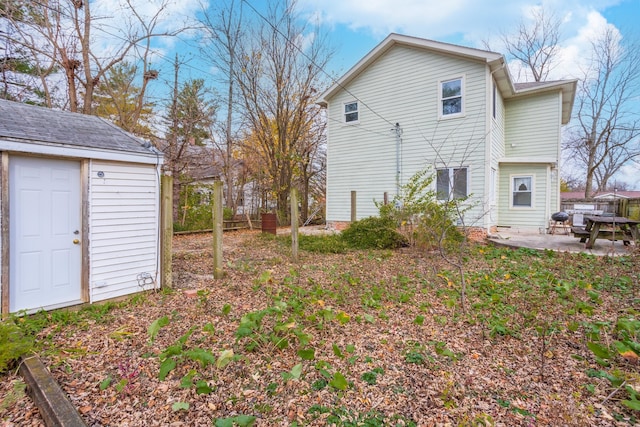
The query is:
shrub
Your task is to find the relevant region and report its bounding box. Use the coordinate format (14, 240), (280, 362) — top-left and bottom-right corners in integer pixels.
(0, 321), (33, 373)
(298, 234), (349, 254)
(341, 216), (408, 249)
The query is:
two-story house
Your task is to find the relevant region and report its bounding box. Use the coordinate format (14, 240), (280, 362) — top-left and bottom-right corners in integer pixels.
(318, 33), (577, 234)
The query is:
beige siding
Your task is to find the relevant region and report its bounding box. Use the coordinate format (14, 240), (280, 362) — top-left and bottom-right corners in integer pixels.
(488, 79), (506, 226)
(497, 164), (550, 230)
(505, 92), (561, 158)
(89, 160), (160, 302)
(327, 45), (489, 224)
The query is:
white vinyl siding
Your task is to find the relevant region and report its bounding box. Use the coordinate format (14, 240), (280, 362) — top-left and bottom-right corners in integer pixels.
(326, 45), (488, 224)
(89, 160), (160, 302)
(498, 164), (549, 230)
(504, 91), (561, 158)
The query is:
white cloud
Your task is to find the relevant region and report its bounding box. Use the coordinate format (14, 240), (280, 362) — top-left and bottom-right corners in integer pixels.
(298, 0), (629, 82)
(90, 0), (204, 56)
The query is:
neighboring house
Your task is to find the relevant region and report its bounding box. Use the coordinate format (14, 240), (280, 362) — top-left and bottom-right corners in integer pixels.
(561, 191), (640, 201)
(0, 100), (163, 314)
(318, 34), (577, 233)
(186, 161), (263, 217)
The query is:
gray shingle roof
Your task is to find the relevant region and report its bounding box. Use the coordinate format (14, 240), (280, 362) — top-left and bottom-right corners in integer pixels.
(0, 99), (156, 155)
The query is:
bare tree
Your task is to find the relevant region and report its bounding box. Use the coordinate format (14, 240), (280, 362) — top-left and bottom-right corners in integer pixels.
(500, 6), (561, 82)
(200, 0), (245, 215)
(233, 0), (332, 222)
(1, 0), (61, 105)
(565, 27), (640, 197)
(2, 0), (180, 112)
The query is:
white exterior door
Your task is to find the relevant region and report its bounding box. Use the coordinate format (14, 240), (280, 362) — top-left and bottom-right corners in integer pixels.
(9, 156), (82, 312)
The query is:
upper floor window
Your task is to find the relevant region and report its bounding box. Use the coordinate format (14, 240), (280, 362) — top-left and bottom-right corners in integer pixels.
(512, 176), (532, 207)
(492, 82), (497, 119)
(439, 77), (464, 118)
(436, 167), (468, 200)
(344, 101), (359, 123)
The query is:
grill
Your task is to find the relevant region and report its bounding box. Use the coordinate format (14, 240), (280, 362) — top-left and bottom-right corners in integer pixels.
(550, 211), (569, 235)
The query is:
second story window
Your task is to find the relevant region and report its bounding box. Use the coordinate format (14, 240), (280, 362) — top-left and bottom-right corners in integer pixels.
(440, 77), (464, 118)
(344, 101), (359, 123)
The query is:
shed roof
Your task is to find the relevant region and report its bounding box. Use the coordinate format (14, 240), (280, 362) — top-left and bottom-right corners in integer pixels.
(0, 99), (158, 156)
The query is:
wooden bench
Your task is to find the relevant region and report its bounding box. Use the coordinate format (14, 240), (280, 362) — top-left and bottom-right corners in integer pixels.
(571, 226), (590, 242)
(572, 226), (633, 245)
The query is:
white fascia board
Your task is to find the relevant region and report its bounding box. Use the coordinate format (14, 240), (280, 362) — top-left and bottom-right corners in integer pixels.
(499, 157), (557, 166)
(0, 139), (163, 165)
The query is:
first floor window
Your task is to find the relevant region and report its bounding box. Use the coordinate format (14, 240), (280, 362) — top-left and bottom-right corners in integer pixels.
(512, 176), (532, 207)
(436, 167), (468, 200)
(344, 101), (358, 123)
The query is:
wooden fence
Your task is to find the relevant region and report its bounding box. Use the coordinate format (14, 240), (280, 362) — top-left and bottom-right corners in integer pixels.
(560, 198), (640, 220)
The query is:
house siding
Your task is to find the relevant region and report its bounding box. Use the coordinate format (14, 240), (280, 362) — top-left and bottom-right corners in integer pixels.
(326, 45), (489, 224)
(505, 91), (561, 158)
(498, 164), (550, 230)
(489, 79), (506, 226)
(89, 160), (160, 302)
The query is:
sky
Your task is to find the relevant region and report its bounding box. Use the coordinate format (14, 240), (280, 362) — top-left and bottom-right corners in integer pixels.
(93, 0), (640, 187)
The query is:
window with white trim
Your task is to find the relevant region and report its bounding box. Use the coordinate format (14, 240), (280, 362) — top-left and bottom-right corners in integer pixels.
(344, 101), (359, 123)
(436, 167), (468, 200)
(512, 176), (532, 207)
(439, 77), (464, 117)
(492, 82), (497, 119)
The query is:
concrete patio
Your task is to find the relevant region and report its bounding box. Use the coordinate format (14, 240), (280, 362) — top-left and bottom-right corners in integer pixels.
(488, 227), (638, 256)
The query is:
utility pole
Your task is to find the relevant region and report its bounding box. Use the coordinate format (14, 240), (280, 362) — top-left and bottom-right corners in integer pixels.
(169, 54), (180, 222)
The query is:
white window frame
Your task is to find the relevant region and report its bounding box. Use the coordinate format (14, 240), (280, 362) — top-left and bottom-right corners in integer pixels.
(511, 175), (534, 209)
(436, 167), (469, 201)
(438, 75), (465, 119)
(343, 101), (359, 124)
(492, 82), (497, 120)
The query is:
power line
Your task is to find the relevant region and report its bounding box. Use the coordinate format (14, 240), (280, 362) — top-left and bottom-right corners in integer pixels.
(16, 0), (398, 142)
(240, 0), (396, 128)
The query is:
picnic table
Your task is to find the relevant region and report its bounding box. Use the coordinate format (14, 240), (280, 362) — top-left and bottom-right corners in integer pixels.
(571, 215), (640, 249)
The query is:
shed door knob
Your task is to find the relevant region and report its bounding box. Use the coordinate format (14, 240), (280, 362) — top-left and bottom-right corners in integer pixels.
(73, 239), (80, 245)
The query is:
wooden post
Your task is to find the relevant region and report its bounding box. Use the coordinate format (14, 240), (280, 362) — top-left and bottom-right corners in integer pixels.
(212, 181), (224, 279)
(383, 192), (388, 205)
(160, 175), (173, 289)
(291, 188), (299, 262)
(1, 152), (9, 315)
(351, 191), (357, 223)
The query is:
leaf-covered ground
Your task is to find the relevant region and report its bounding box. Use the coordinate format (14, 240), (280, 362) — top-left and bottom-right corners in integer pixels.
(2, 230), (640, 426)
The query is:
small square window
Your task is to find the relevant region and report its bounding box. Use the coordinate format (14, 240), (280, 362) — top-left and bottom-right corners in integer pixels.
(344, 101), (358, 123)
(512, 176), (532, 207)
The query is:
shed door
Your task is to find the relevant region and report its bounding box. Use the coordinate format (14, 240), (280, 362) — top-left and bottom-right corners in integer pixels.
(9, 156), (82, 312)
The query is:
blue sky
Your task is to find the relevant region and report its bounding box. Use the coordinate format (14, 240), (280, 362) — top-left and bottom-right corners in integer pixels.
(115, 0), (638, 89)
(95, 0), (640, 186)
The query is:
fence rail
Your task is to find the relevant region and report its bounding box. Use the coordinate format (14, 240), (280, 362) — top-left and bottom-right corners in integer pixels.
(174, 219), (260, 235)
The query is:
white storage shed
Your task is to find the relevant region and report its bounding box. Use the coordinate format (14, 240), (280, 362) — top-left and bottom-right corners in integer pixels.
(0, 100), (163, 314)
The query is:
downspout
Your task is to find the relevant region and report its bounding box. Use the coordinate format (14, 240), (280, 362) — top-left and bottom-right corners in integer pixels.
(546, 165), (551, 233)
(393, 123), (403, 198)
(486, 60), (506, 231)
